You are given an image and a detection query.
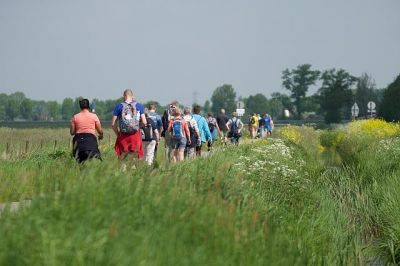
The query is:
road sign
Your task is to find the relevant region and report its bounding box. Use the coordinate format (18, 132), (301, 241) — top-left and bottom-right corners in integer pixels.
(236, 108), (245, 116)
(367, 101), (376, 110)
(367, 101), (376, 118)
(351, 103), (359, 117)
(236, 101), (245, 109)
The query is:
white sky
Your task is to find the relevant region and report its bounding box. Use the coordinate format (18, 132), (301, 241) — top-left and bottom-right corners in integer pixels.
(1, 0), (399, 106)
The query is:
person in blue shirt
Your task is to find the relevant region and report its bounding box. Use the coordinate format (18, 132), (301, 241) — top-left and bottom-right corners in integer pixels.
(147, 103), (163, 135)
(147, 103), (162, 156)
(111, 89), (146, 169)
(192, 105), (212, 157)
(264, 114), (272, 137)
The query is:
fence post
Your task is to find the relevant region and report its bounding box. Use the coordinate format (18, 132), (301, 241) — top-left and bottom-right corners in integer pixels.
(54, 140), (57, 151)
(40, 139), (44, 149)
(25, 140), (29, 154)
(6, 142), (10, 154)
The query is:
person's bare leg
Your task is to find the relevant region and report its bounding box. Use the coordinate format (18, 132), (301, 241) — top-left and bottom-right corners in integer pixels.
(178, 148), (185, 161)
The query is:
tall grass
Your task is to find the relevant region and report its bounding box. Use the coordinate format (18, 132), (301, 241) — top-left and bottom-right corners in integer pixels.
(1, 122), (400, 265)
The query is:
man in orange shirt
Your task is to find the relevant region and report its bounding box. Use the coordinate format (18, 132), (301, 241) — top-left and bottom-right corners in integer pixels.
(70, 99), (104, 163)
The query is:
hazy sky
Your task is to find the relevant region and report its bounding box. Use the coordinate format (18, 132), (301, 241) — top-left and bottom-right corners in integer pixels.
(1, 0), (399, 106)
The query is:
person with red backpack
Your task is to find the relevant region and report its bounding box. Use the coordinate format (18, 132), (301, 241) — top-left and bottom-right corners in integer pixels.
(167, 107), (191, 163)
(111, 89), (146, 169)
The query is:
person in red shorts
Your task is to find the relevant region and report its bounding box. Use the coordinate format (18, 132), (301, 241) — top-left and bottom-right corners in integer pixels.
(111, 89), (147, 170)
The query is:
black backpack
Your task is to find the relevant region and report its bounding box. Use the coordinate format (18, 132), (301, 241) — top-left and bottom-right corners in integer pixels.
(141, 117), (155, 141)
(186, 117), (198, 148)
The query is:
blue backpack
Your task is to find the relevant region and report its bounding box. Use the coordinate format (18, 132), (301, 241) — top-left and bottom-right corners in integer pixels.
(230, 118), (239, 134)
(172, 119), (184, 140)
(119, 102), (140, 134)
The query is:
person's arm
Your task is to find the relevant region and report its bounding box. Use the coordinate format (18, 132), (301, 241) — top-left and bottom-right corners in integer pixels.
(203, 118), (212, 141)
(111, 104), (120, 136)
(239, 120), (244, 132)
(111, 116), (119, 136)
(95, 116), (104, 140)
(154, 129), (160, 143)
(167, 120), (173, 132)
(192, 119), (200, 138)
(184, 122), (191, 143)
(226, 120), (231, 131)
(140, 113), (147, 127)
(157, 116), (163, 136)
(69, 117), (75, 136)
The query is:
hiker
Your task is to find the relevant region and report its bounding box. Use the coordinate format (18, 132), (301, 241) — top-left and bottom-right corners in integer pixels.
(264, 114), (273, 137)
(207, 112), (221, 152)
(248, 113), (259, 139)
(192, 105), (212, 156)
(226, 112), (243, 145)
(162, 102), (179, 162)
(216, 109), (229, 144)
(111, 89), (146, 169)
(258, 114), (266, 139)
(70, 98), (103, 164)
(141, 112), (160, 165)
(167, 107), (190, 162)
(147, 103), (163, 157)
(266, 114), (274, 137)
(183, 107), (200, 159)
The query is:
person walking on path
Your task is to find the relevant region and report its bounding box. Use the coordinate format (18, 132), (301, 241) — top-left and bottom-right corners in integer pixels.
(111, 89), (147, 169)
(141, 112), (160, 165)
(147, 103), (162, 156)
(207, 112), (221, 152)
(248, 113), (259, 139)
(70, 98), (103, 163)
(162, 102), (178, 162)
(192, 105), (212, 157)
(264, 114), (273, 137)
(167, 108), (190, 163)
(226, 112), (244, 145)
(183, 107), (200, 159)
(258, 114), (266, 139)
(217, 109), (229, 145)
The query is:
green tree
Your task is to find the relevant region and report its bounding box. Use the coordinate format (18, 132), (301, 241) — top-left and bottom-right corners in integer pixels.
(0, 93), (8, 121)
(61, 98), (74, 120)
(20, 98), (33, 120)
(47, 101), (59, 121)
(243, 93), (268, 115)
(267, 92), (293, 119)
(211, 84), (237, 114)
(203, 100), (211, 114)
(355, 73), (378, 117)
(5, 92), (26, 120)
(32, 100), (48, 121)
(379, 74), (400, 121)
(318, 69), (356, 123)
(282, 64), (320, 119)
(74, 97), (83, 113)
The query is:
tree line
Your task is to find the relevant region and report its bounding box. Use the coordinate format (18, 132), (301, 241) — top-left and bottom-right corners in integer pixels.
(1, 64), (399, 123)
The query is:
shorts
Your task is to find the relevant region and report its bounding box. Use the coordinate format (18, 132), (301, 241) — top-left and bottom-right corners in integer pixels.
(172, 137), (187, 150)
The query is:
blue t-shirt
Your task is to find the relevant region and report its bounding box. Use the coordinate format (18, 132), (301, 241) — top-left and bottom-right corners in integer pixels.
(113, 101), (145, 118)
(148, 111), (162, 130)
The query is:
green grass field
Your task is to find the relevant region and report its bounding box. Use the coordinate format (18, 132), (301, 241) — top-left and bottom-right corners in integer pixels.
(1, 120), (400, 265)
